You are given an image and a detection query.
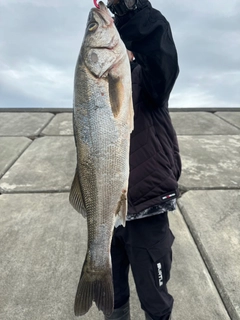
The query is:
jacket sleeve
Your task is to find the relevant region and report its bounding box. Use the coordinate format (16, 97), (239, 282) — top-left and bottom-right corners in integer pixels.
(115, 2), (179, 107)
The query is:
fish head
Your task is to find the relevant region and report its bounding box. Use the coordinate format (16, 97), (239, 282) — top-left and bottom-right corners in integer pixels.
(84, 2), (117, 49)
(80, 1), (126, 78)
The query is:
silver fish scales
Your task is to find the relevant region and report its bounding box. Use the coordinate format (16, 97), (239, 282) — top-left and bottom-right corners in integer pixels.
(69, 1), (133, 317)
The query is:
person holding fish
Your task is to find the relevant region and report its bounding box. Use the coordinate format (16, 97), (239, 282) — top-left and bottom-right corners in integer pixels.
(105, 0), (181, 320)
(70, 0), (181, 319)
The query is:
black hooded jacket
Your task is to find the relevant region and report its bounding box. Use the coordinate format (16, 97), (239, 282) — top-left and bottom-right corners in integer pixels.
(115, 2), (181, 215)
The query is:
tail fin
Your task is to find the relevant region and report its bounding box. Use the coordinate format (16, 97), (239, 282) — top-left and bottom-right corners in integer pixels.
(74, 268), (114, 316)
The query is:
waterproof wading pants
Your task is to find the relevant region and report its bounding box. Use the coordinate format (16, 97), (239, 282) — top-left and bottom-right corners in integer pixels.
(110, 213), (174, 320)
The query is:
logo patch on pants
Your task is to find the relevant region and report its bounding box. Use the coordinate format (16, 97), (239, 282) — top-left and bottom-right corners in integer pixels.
(157, 262), (163, 287)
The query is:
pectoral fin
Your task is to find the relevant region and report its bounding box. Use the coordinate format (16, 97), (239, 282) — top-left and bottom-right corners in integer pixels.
(108, 75), (124, 118)
(69, 169), (87, 218)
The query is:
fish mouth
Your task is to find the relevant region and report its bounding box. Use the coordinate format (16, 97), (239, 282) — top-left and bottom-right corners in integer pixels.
(92, 1), (113, 26)
(96, 1), (109, 13)
(90, 2), (119, 50)
(97, 1), (108, 11)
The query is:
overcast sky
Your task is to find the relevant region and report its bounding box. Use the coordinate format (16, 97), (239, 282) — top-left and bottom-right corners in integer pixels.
(0, 0), (239, 109)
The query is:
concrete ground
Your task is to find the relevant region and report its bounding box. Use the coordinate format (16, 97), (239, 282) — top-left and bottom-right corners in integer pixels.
(0, 110), (240, 320)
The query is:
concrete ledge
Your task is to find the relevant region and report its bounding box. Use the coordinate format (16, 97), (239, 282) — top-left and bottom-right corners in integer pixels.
(1, 108), (240, 112)
(215, 112), (240, 129)
(178, 135), (240, 189)
(42, 113), (73, 136)
(0, 113), (54, 137)
(0, 136), (76, 193)
(171, 112), (240, 135)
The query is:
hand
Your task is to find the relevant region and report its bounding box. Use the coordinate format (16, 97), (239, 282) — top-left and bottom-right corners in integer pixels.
(107, 0), (136, 9)
(107, 0), (137, 16)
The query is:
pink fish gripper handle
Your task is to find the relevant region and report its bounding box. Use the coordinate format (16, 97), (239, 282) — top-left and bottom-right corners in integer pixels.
(93, 0), (100, 8)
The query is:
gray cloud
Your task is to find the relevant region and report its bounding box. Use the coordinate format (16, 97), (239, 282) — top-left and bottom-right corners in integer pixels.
(0, 0), (239, 109)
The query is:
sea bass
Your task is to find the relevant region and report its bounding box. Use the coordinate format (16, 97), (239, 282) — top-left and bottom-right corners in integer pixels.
(69, 1), (133, 317)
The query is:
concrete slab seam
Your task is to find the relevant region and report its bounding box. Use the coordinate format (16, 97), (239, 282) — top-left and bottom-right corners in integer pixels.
(42, 134), (74, 137)
(180, 186), (240, 191)
(37, 113), (56, 137)
(177, 199), (239, 320)
(1, 108), (240, 113)
(214, 113), (240, 130)
(0, 139), (33, 181)
(0, 189), (70, 195)
(176, 133), (240, 136)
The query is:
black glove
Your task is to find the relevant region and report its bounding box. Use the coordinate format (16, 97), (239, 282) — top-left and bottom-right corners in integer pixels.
(107, 0), (148, 16)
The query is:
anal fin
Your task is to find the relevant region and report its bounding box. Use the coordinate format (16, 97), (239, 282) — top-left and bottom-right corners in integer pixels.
(69, 168), (87, 218)
(115, 190), (127, 228)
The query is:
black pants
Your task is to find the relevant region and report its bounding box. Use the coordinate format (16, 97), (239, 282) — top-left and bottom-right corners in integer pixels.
(111, 212), (174, 320)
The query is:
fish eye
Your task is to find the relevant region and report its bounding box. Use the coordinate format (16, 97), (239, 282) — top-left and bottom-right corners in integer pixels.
(88, 22), (98, 31)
